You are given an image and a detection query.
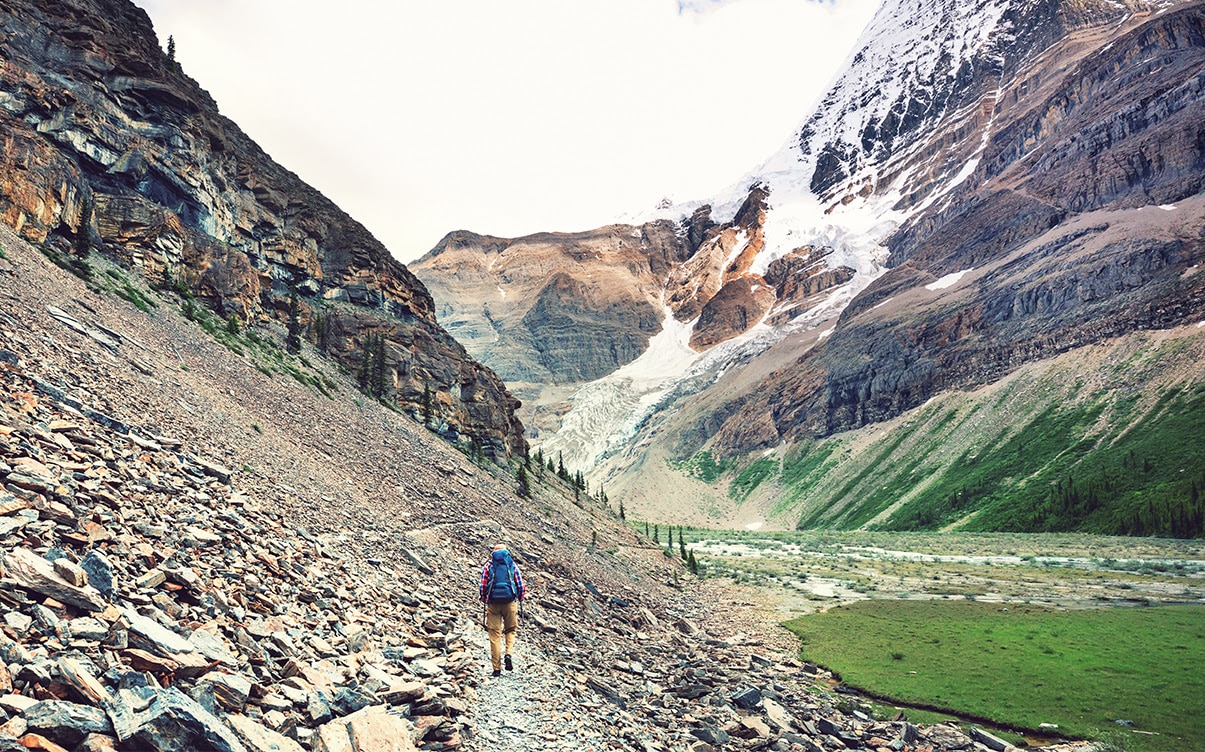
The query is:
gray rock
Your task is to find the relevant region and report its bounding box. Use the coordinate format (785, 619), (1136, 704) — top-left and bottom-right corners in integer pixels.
(731, 685), (762, 710)
(123, 608), (195, 656)
(80, 550), (116, 599)
(2, 612), (31, 634)
(69, 617), (110, 641)
(3, 547), (107, 611)
(969, 727), (1011, 752)
(691, 727), (730, 745)
(307, 691), (333, 725)
(109, 684), (247, 752)
(23, 700), (113, 747)
(225, 713), (305, 752)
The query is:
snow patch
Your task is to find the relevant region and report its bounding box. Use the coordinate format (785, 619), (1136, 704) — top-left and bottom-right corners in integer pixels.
(872, 296), (895, 310)
(925, 268), (974, 291)
(1159, 204), (1177, 211)
(817, 328), (834, 341)
(496, 286), (506, 299)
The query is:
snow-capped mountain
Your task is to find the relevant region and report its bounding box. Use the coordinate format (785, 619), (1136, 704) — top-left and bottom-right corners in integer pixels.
(413, 0), (1205, 526)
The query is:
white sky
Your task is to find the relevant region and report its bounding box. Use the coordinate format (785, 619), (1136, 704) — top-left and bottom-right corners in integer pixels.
(131, 0), (879, 262)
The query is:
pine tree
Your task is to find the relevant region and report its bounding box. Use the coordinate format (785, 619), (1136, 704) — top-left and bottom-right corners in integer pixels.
(653, 525), (659, 544)
(286, 290), (302, 354)
(557, 452), (567, 481)
(679, 528), (688, 560)
(225, 314), (240, 336)
(517, 465), (531, 499)
(421, 383), (433, 426)
(619, 499), (626, 521)
(357, 333), (375, 391)
(687, 550), (699, 575)
(167, 35), (176, 61)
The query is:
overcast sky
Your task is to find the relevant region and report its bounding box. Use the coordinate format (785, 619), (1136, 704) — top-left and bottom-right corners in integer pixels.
(131, 0), (878, 262)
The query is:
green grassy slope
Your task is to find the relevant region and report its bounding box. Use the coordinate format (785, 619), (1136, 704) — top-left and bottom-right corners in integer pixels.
(680, 327), (1205, 537)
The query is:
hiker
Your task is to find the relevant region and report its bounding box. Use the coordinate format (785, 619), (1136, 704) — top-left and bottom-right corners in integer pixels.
(479, 544), (525, 677)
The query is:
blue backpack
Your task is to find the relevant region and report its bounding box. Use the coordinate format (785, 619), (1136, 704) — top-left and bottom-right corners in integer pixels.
(487, 550), (518, 602)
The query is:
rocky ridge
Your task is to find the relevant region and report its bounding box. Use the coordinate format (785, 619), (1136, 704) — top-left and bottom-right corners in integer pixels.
(0, 0), (524, 457)
(0, 219), (1091, 750)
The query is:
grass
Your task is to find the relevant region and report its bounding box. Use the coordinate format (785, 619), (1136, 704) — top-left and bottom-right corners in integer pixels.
(784, 601), (1205, 752)
(730, 457), (778, 503)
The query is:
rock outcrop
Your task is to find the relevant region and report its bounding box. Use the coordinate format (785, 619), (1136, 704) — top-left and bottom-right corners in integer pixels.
(0, 0), (524, 457)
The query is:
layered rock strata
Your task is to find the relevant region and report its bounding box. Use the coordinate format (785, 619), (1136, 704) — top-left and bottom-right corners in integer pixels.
(0, 0), (524, 457)
(701, 1), (1205, 455)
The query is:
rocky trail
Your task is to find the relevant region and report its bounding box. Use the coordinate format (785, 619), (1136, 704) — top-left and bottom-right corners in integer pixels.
(461, 632), (591, 751)
(0, 230), (1101, 752)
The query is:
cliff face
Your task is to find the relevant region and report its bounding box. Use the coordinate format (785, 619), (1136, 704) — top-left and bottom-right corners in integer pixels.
(704, 1), (1205, 454)
(0, 0), (524, 457)
(411, 190), (855, 442)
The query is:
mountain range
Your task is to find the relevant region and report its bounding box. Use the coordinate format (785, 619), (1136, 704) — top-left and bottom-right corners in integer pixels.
(412, 0), (1205, 535)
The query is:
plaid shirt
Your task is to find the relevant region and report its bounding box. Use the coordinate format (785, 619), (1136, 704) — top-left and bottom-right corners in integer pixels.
(479, 559), (525, 603)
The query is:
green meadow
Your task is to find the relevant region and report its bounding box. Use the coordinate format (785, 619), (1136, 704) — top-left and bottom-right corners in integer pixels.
(784, 601), (1205, 752)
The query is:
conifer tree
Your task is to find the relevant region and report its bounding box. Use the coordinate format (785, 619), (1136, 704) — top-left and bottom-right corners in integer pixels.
(370, 334), (389, 399)
(517, 465), (531, 499)
(619, 499), (625, 521)
(557, 452), (567, 481)
(167, 35), (176, 61)
(421, 383), (433, 426)
(687, 550), (699, 575)
(653, 525), (659, 544)
(679, 528), (688, 560)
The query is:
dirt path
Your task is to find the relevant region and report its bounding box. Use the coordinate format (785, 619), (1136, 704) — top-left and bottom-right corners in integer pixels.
(462, 628), (607, 751)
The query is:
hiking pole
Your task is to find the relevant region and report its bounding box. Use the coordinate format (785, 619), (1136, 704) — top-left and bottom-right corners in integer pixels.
(482, 604), (487, 631)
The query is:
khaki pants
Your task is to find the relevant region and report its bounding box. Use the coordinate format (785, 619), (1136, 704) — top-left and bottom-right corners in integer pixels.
(486, 600), (518, 670)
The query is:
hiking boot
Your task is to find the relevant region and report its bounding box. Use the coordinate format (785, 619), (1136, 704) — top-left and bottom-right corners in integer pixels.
(492, 669), (501, 677)
(504, 654), (513, 671)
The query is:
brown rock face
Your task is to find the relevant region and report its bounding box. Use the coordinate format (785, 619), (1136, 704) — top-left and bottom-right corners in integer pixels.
(413, 225), (685, 386)
(689, 276), (777, 350)
(0, 0), (524, 456)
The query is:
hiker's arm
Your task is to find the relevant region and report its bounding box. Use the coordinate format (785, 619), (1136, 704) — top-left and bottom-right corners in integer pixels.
(514, 565), (525, 601)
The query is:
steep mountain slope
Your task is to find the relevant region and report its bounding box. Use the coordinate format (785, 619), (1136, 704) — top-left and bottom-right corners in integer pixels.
(0, 0), (523, 457)
(416, 0), (1205, 533)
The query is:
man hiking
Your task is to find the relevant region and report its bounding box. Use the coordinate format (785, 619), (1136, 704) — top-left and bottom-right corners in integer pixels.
(479, 544), (525, 677)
